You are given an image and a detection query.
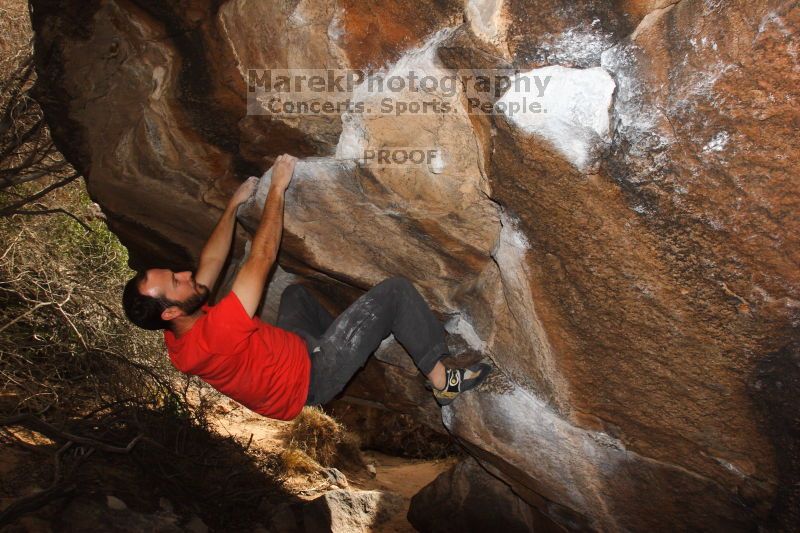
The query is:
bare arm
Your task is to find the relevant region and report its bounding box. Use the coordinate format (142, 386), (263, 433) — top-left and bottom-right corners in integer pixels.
(195, 177), (258, 289)
(232, 155), (297, 317)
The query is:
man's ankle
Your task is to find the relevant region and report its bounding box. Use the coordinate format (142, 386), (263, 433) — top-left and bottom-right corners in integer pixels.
(428, 361), (448, 390)
(431, 374), (447, 391)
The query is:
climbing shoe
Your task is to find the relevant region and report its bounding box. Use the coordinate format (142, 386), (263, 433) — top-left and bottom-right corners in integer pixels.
(433, 362), (492, 406)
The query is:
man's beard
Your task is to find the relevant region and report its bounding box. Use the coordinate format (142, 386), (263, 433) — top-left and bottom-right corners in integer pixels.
(176, 284), (210, 315)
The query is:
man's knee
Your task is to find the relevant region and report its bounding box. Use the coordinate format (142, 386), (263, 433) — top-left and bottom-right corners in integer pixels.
(378, 276), (414, 293)
(281, 284), (312, 304)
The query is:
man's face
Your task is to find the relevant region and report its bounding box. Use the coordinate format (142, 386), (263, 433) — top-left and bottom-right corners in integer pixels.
(139, 269), (209, 316)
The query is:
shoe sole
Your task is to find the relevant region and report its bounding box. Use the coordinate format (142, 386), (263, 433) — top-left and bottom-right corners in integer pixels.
(461, 363), (492, 392)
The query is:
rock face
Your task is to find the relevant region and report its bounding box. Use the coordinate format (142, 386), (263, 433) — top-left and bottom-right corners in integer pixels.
(30, 0), (799, 531)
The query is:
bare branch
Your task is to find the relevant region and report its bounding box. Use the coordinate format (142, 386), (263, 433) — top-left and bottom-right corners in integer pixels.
(0, 172), (80, 216)
(0, 300), (54, 333)
(0, 413), (145, 454)
(11, 207), (93, 232)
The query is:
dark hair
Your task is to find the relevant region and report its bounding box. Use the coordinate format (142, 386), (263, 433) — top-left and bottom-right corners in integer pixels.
(122, 271), (173, 331)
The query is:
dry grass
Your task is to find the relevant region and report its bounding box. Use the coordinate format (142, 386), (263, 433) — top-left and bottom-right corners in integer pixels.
(278, 448), (322, 477)
(281, 407), (364, 470)
(0, 0), (30, 61)
(1, 0), (79, 218)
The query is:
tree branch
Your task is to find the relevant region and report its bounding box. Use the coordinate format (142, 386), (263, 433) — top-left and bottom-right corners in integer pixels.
(10, 207), (92, 232)
(0, 413), (145, 454)
(0, 172), (80, 216)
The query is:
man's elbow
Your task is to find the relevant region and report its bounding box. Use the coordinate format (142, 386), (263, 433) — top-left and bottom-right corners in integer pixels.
(200, 253), (227, 266)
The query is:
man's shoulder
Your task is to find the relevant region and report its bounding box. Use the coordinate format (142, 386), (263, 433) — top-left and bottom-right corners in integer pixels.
(198, 291), (260, 344)
(206, 291), (253, 319)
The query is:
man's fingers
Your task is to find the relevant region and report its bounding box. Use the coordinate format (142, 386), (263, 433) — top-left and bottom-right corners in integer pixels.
(269, 153), (296, 175)
(271, 154), (296, 166)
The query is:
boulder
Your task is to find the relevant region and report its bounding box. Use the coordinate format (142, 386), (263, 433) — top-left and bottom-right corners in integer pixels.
(267, 489), (403, 532)
(30, 0), (799, 530)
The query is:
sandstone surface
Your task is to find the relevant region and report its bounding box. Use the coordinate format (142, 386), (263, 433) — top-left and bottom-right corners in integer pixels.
(31, 0), (799, 530)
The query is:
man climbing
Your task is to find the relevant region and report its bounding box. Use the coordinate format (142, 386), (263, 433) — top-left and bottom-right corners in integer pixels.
(122, 154), (491, 421)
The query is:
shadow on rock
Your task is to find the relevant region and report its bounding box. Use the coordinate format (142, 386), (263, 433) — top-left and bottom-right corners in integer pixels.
(749, 339), (800, 531)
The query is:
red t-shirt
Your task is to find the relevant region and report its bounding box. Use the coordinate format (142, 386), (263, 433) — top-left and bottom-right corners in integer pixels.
(164, 292), (311, 421)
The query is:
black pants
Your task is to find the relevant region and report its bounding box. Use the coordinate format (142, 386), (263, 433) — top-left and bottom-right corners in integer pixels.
(276, 277), (449, 405)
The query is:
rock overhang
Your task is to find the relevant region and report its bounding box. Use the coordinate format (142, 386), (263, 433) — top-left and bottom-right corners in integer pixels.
(29, 0), (800, 530)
